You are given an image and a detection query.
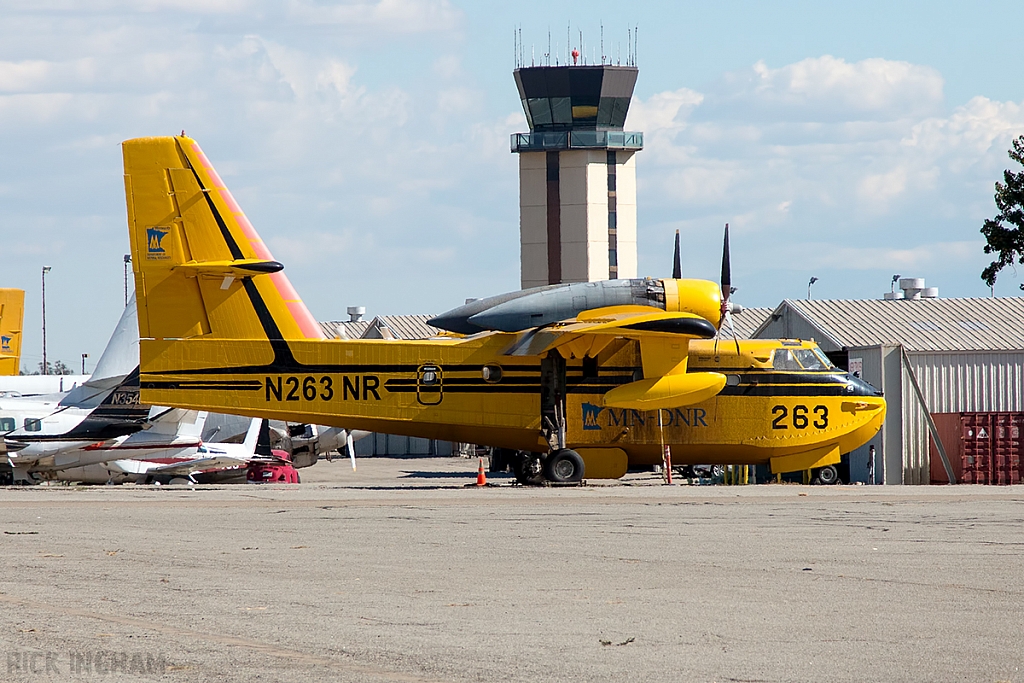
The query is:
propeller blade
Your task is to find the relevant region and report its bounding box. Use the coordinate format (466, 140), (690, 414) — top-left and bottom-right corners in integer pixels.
(347, 433), (357, 471)
(720, 223), (731, 301)
(672, 229), (681, 279)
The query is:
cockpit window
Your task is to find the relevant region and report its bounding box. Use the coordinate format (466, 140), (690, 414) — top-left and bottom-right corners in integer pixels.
(810, 347), (834, 369)
(774, 348), (832, 371)
(772, 350), (802, 371)
(794, 349), (829, 371)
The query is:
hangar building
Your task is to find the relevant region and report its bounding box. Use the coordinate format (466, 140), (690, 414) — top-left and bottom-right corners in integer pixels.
(754, 294), (1024, 485)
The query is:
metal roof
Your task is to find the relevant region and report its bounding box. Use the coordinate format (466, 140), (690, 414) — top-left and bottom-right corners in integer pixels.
(754, 298), (1024, 352)
(729, 307), (774, 339)
(320, 320), (368, 340)
(322, 315), (442, 341)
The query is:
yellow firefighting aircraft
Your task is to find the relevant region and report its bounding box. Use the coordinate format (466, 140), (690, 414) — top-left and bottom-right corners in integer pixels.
(122, 135), (885, 484)
(0, 288), (24, 376)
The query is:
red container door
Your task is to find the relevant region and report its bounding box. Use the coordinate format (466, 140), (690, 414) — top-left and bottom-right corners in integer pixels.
(960, 412), (1024, 485)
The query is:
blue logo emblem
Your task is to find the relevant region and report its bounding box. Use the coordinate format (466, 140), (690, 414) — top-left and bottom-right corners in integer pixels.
(0, 335), (10, 352)
(582, 402), (604, 430)
(146, 227), (170, 260)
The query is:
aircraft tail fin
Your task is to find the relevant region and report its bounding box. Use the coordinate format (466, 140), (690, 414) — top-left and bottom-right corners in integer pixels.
(60, 299), (140, 407)
(122, 135), (323, 346)
(0, 288), (24, 376)
(244, 418), (273, 457)
(87, 367), (150, 423)
(147, 409), (208, 440)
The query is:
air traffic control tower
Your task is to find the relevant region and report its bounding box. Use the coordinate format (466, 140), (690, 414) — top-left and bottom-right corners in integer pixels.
(512, 64), (643, 289)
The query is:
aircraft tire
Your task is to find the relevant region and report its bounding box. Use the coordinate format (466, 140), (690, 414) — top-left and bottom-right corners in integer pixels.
(543, 449), (585, 484)
(512, 454), (545, 486)
(168, 477), (191, 486)
(817, 465), (839, 485)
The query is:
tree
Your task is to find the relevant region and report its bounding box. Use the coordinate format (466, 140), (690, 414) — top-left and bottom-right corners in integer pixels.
(981, 135), (1024, 289)
(34, 360), (74, 375)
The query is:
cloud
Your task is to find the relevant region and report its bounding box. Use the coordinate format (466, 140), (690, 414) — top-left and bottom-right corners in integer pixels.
(780, 240), (983, 272)
(704, 55), (945, 122)
(286, 0), (461, 34)
(627, 55), (1024, 302)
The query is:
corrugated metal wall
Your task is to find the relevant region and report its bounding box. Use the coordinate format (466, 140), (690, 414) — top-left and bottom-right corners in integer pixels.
(902, 352), (1024, 484)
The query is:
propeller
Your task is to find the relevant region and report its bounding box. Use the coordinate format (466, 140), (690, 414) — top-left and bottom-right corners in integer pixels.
(346, 432), (357, 471)
(672, 229), (681, 279)
(715, 223), (742, 356)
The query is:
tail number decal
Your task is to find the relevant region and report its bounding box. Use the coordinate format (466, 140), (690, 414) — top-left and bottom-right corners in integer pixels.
(264, 375), (380, 402)
(771, 405), (828, 430)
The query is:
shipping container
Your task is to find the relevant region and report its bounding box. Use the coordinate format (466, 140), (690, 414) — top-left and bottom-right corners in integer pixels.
(928, 412), (1023, 485)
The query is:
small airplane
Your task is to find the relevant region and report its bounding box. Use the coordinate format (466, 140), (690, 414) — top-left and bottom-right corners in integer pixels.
(120, 135), (885, 485)
(51, 414), (269, 485)
(0, 288), (24, 376)
(1, 299), (149, 464)
(9, 407), (207, 485)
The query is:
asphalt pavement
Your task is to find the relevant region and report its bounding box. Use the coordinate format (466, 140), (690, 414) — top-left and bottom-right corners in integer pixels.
(1, 456), (1022, 682)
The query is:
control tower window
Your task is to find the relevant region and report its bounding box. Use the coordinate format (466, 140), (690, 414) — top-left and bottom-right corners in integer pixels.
(527, 98), (552, 127)
(550, 98), (571, 125)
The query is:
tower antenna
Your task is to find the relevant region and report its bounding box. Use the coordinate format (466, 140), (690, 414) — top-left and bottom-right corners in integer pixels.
(601, 22), (605, 64)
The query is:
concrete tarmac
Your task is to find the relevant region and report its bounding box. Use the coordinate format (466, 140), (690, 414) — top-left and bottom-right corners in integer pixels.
(1, 456), (1022, 682)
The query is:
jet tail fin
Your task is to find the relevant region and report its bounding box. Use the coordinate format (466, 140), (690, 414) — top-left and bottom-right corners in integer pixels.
(60, 299), (140, 407)
(241, 418), (269, 456)
(122, 135), (323, 347)
(0, 288), (24, 376)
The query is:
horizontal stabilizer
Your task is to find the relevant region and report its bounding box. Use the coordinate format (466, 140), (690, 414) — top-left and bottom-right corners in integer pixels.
(172, 259), (284, 276)
(603, 372), (726, 411)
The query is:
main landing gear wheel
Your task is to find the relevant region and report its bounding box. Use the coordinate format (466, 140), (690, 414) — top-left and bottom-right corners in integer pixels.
(817, 465), (839, 485)
(513, 454), (545, 486)
(543, 449), (585, 484)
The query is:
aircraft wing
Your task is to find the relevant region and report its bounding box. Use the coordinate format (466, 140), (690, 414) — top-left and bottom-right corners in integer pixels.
(111, 455), (247, 477)
(505, 305), (727, 411)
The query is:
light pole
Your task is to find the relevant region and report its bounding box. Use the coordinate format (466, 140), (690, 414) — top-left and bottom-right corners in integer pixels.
(41, 266), (51, 375)
(807, 276), (818, 300)
(81, 353), (88, 375)
(123, 254), (132, 307)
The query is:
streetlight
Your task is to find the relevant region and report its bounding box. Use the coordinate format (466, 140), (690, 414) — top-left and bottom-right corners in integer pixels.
(123, 254), (132, 307)
(81, 353), (88, 375)
(41, 266), (51, 375)
(807, 276), (819, 300)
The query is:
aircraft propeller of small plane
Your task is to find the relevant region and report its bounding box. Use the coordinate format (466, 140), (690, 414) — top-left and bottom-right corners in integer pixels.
(118, 135), (886, 485)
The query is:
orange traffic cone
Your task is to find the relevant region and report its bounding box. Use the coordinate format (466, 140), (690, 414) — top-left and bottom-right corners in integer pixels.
(476, 458), (488, 486)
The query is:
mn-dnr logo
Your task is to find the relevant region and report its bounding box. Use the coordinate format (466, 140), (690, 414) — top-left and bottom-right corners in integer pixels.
(581, 403), (709, 430)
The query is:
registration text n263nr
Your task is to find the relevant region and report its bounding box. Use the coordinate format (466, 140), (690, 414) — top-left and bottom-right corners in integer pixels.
(264, 375), (381, 402)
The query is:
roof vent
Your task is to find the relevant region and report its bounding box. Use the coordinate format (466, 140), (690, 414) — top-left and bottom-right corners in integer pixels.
(347, 306), (365, 322)
(884, 277), (938, 300)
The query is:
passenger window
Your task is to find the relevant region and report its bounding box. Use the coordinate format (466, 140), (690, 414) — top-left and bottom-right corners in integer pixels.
(0, 417), (14, 431)
(794, 349), (827, 371)
(24, 418), (42, 432)
(772, 350), (802, 371)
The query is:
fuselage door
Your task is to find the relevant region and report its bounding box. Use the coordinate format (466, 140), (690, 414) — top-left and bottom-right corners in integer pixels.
(417, 364), (443, 405)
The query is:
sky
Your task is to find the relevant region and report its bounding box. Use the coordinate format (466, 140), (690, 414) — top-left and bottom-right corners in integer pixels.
(2, 0), (1024, 373)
